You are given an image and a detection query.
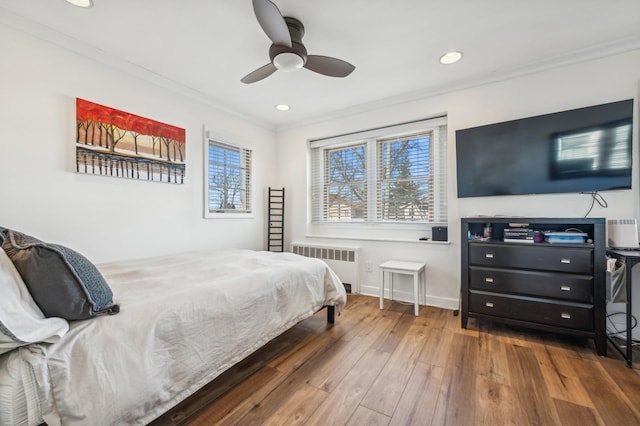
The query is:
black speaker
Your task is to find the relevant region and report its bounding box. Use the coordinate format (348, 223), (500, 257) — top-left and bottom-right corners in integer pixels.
(432, 226), (448, 242)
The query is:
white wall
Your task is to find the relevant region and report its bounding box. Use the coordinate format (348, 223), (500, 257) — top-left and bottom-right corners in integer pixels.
(275, 49), (640, 332)
(0, 25), (277, 263)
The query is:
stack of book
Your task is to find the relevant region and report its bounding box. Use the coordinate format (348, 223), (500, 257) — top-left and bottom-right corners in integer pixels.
(504, 228), (534, 243)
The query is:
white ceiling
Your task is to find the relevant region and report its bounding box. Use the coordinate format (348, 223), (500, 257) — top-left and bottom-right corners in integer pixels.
(1, 0), (640, 129)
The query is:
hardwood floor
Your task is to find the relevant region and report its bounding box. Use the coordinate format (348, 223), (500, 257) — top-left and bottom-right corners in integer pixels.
(153, 294), (640, 425)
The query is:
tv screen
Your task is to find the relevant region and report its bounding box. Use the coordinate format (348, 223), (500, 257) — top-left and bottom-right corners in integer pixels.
(455, 99), (633, 198)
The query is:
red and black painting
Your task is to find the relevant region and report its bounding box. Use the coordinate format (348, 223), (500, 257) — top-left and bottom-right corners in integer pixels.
(76, 98), (186, 184)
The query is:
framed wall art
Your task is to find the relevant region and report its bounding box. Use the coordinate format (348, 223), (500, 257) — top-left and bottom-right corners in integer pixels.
(75, 98), (186, 184)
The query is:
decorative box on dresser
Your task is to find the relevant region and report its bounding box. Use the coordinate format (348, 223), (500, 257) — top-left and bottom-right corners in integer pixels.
(460, 217), (606, 356)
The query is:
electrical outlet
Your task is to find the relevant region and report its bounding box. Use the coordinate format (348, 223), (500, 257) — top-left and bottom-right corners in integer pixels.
(365, 261), (372, 273)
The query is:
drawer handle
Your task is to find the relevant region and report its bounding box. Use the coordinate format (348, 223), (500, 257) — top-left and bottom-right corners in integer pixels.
(485, 302), (494, 308)
(560, 258), (571, 264)
(485, 253), (494, 259)
(561, 313), (571, 319)
(485, 277), (494, 283)
(560, 285), (571, 292)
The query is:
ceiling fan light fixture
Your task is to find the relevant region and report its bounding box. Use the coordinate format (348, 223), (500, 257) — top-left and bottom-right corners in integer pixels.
(439, 51), (462, 65)
(242, 2), (355, 83)
(64, 0), (93, 8)
(273, 52), (304, 72)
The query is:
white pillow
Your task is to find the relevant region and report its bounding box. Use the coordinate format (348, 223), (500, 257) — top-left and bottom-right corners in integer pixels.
(0, 247), (69, 355)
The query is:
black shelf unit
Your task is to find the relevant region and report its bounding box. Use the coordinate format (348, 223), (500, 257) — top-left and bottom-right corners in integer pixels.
(461, 217), (606, 356)
(605, 249), (640, 367)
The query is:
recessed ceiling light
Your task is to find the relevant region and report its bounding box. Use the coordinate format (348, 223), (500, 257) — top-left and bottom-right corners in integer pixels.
(65, 0), (93, 8)
(275, 104), (290, 111)
(439, 51), (463, 65)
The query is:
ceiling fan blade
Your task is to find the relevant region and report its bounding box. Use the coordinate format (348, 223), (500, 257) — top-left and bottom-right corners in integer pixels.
(241, 63), (278, 84)
(252, 0), (292, 47)
(304, 55), (355, 78)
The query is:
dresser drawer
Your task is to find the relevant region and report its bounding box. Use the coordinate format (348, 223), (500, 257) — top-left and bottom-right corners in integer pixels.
(469, 291), (593, 331)
(469, 243), (593, 274)
(469, 266), (593, 303)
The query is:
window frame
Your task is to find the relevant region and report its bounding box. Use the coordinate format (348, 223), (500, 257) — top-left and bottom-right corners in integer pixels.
(324, 142), (368, 221)
(309, 117), (447, 228)
(203, 134), (253, 219)
(376, 131), (435, 222)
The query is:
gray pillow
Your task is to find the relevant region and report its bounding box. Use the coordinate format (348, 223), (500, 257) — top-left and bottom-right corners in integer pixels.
(2, 229), (119, 321)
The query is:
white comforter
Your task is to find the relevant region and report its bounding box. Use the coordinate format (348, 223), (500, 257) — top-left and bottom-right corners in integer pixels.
(14, 249), (346, 425)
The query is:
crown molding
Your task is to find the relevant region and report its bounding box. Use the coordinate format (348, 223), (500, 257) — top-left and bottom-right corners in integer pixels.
(276, 35), (640, 133)
(0, 7), (276, 132)
(3, 6), (639, 135)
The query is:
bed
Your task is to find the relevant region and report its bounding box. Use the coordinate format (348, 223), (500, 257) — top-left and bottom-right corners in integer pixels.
(0, 230), (347, 426)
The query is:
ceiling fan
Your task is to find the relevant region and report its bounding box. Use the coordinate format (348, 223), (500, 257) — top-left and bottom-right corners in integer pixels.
(241, 0), (356, 84)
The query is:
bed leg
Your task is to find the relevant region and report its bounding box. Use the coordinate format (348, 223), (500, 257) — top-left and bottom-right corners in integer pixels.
(327, 306), (335, 324)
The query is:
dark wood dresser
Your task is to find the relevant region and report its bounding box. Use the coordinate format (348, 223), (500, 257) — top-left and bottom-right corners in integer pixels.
(461, 217), (606, 356)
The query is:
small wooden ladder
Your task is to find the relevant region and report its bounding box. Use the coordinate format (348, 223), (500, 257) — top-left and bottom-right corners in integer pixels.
(267, 187), (285, 252)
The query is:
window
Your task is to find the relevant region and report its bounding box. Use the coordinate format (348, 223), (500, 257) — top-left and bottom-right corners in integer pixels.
(326, 143), (367, 220)
(310, 117), (447, 224)
(204, 138), (252, 218)
(378, 132), (434, 221)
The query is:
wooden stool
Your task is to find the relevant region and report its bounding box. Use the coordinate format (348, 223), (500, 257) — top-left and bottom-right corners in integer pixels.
(379, 260), (425, 316)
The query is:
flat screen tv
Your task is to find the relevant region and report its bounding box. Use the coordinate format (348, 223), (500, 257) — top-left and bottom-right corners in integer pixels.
(455, 99), (634, 198)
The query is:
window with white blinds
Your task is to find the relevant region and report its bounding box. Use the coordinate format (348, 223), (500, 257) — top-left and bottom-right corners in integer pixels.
(204, 138), (252, 217)
(310, 117), (447, 224)
(324, 143), (368, 220)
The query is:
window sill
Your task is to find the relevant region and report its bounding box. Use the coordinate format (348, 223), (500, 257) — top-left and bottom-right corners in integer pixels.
(204, 213), (255, 219)
(304, 234), (451, 244)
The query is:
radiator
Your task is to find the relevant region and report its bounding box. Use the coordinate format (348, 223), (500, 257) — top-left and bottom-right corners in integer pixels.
(291, 243), (360, 293)
(607, 218), (639, 249)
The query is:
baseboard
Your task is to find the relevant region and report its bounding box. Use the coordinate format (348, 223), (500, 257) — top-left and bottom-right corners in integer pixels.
(358, 284), (459, 311)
